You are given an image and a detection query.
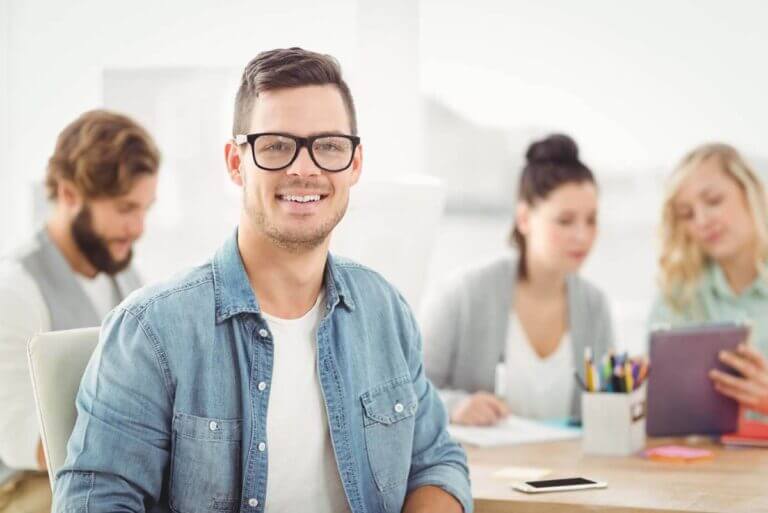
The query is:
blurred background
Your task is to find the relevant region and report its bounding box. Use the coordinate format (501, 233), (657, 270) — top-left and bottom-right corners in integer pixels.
(1, 0), (767, 353)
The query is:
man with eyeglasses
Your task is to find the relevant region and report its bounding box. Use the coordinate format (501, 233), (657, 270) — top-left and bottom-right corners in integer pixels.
(54, 48), (471, 513)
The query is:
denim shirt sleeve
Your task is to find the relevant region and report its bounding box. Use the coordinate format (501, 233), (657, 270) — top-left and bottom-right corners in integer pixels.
(399, 295), (473, 513)
(54, 307), (173, 512)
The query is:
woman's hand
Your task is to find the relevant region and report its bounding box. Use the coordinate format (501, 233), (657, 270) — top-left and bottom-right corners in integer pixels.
(709, 343), (768, 414)
(451, 391), (510, 426)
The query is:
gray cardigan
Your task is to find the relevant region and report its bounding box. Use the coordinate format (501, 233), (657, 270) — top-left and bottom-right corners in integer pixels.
(420, 253), (615, 420)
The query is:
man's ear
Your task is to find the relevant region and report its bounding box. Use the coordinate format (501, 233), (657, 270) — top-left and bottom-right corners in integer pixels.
(515, 202), (530, 235)
(225, 140), (244, 187)
(57, 180), (84, 213)
(348, 144), (363, 186)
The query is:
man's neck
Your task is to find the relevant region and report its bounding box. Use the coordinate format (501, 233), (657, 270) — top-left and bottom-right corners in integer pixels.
(238, 222), (329, 320)
(46, 214), (98, 279)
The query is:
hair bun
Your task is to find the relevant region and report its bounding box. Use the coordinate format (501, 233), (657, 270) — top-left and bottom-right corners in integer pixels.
(526, 134), (580, 166)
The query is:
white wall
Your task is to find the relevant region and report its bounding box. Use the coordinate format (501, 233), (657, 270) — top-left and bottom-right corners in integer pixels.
(420, 0), (768, 174)
(0, 1), (11, 249)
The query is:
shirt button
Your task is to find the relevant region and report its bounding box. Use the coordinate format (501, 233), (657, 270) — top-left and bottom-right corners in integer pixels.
(258, 328), (269, 338)
(209, 421), (219, 431)
(258, 381), (267, 391)
(248, 498), (259, 508)
(258, 442), (266, 452)
(394, 403), (404, 413)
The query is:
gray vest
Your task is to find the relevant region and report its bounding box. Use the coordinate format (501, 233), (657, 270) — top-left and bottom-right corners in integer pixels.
(19, 229), (141, 330)
(0, 229), (141, 485)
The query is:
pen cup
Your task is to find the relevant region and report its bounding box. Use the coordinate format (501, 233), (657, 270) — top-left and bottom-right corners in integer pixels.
(581, 384), (647, 456)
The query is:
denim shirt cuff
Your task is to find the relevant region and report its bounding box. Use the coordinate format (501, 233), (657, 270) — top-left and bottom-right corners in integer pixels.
(407, 464), (473, 513)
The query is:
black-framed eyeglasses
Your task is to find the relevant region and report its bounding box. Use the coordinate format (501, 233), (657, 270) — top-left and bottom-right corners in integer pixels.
(234, 132), (361, 172)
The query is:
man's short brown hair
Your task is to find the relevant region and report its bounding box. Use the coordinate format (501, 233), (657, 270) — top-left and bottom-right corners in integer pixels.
(232, 47), (357, 136)
(45, 109), (160, 200)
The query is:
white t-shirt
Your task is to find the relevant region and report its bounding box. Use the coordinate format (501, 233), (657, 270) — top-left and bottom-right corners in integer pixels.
(76, 273), (121, 320)
(0, 261), (50, 472)
(261, 293), (350, 513)
(503, 312), (574, 420)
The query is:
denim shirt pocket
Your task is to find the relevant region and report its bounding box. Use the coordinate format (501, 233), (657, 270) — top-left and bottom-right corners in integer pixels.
(361, 375), (418, 494)
(170, 412), (242, 513)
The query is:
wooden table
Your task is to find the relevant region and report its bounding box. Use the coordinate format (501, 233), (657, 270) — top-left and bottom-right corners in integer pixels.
(466, 438), (768, 512)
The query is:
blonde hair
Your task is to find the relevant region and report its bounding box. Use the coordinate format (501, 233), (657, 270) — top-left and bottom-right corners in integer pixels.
(658, 143), (768, 312)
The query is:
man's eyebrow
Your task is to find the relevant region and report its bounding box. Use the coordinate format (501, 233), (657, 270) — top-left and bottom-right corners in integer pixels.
(311, 130), (351, 137)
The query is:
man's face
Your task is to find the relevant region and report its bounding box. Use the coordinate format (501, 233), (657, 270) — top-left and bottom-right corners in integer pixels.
(71, 174), (157, 274)
(228, 85), (362, 252)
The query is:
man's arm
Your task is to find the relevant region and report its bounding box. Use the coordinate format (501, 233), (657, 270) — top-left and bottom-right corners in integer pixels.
(399, 294), (473, 513)
(36, 440), (46, 470)
(402, 485), (463, 513)
(0, 263), (51, 470)
(54, 307), (172, 512)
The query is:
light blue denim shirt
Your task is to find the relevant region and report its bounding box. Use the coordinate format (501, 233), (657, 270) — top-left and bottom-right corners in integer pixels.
(53, 231), (472, 513)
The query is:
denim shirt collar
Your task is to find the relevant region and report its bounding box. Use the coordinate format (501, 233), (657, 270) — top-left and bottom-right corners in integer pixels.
(212, 230), (355, 323)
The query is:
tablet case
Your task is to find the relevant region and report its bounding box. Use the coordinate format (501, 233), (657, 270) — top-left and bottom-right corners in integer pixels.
(646, 323), (748, 436)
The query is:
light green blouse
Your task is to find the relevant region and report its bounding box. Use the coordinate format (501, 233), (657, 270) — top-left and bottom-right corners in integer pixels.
(649, 262), (768, 356)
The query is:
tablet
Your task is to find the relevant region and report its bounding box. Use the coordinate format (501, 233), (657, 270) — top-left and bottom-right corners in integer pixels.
(646, 323), (749, 436)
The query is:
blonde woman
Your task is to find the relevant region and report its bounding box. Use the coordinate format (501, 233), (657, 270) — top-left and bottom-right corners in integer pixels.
(650, 143), (768, 414)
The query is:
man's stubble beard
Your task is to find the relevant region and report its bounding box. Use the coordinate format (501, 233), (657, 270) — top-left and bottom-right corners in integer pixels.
(243, 185), (348, 254)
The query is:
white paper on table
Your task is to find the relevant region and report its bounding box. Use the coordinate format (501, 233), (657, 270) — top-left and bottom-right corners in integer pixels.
(447, 415), (581, 448)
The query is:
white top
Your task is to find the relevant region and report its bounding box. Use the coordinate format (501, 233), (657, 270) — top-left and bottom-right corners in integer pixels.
(0, 260), (50, 470)
(0, 259), (121, 471)
(503, 312), (574, 420)
(76, 273), (121, 320)
(262, 293), (350, 513)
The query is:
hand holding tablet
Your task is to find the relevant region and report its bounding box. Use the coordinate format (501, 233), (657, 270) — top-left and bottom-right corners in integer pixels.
(709, 343), (768, 415)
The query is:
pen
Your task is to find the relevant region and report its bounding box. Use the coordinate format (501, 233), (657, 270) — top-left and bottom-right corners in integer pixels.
(611, 363), (622, 393)
(601, 355), (612, 392)
(585, 347), (594, 392)
(638, 360), (649, 387)
(591, 364), (601, 393)
(624, 360), (633, 392)
(573, 369), (588, 391)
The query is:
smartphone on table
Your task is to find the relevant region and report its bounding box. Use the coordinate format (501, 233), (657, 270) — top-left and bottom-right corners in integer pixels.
(513, 477), (607, 493)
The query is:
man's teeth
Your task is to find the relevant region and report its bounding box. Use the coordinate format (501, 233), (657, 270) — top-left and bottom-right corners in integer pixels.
(281, 194), (321, 203)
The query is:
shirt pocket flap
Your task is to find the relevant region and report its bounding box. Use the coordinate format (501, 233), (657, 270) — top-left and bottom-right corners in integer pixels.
(361, 375), (418, 425)
(173, 412), (242, 442)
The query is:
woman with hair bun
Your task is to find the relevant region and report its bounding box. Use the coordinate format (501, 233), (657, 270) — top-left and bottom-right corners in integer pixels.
(421, 134), (614, 425)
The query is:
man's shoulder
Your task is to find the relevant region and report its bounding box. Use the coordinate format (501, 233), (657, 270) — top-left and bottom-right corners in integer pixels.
(0, 231), (43, 271)
(0, 253), (42, 296)
(332, 255), (403, 302)
(119, 261), (214, 320)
